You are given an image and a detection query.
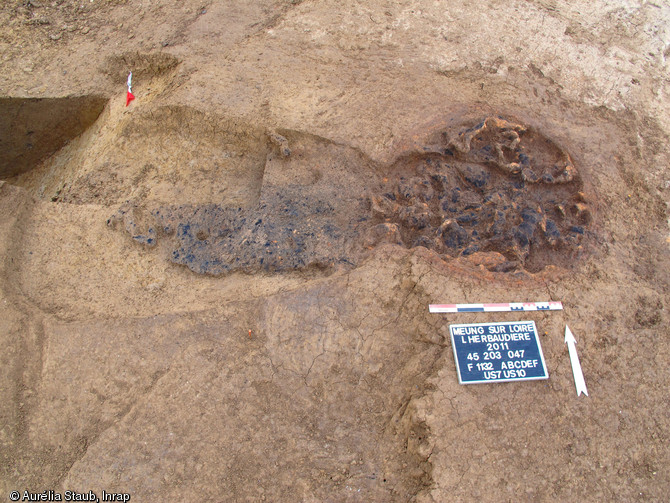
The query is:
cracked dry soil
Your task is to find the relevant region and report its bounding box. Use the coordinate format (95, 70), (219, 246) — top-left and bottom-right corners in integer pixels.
(1, 1), (669, 502)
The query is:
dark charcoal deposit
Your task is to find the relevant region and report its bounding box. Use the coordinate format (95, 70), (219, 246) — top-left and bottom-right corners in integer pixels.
(109, 187), (370, 275)
(110, 116), (592, 275)
(153, 189), (368, 274)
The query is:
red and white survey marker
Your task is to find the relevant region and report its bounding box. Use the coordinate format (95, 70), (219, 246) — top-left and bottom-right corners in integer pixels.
(126, 71), (135, 106)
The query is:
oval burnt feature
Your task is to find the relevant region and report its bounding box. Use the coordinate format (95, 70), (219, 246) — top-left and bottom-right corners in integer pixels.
(374, 116), (592, 272)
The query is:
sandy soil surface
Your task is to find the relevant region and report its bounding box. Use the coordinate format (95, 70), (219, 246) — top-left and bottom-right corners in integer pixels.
(1, 1), (669, 501)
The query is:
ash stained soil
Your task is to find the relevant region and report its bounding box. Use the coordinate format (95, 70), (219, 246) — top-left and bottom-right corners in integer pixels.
(1, 1), (669, 502)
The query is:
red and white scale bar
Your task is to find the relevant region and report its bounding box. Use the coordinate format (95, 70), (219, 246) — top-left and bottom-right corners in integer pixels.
(429, 302), (563, 313)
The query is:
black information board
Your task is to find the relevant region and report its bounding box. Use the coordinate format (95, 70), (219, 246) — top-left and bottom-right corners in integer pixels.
(450, 321), (548, 384)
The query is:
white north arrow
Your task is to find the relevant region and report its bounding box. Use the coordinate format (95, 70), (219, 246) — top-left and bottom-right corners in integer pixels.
(565, 325), (588, 397)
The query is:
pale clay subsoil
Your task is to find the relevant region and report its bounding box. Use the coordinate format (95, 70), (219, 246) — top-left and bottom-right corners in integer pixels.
(1, 1), (669, 502)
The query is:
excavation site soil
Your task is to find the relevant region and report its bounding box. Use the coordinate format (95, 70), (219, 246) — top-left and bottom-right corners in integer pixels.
(1, 1), (669, 501)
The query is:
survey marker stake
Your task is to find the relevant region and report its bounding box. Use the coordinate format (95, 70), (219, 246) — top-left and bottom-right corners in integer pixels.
(126, 71), (135, 107)
(565, 325), (588, 397)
